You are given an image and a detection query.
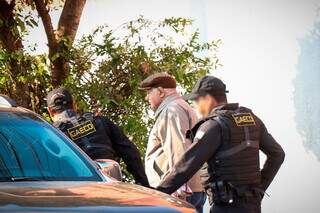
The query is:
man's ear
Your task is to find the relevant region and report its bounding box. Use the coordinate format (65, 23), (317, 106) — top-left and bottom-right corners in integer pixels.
(47, 107), (54, 118)
(72, 100), (77, 111)
(210, 95), (219, 107)
(158, 87), (165, 98)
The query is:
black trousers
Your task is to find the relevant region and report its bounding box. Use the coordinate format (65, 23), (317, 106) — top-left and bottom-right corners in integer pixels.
(210, 199), (261, 213)
(186, 192), (207, 213)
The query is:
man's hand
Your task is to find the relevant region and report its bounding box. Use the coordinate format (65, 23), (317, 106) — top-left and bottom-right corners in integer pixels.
(171, 184), (193, 200)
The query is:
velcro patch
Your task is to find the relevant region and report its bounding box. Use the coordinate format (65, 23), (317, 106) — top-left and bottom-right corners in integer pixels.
(195, 130), (205, 140)
(67, 120), (96, 140)
(232, 113), (256, 127)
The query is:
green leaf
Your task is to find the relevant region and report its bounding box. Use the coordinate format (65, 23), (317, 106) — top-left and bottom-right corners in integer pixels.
(30, 19), (38, 27)
(51, 53), (60, 61)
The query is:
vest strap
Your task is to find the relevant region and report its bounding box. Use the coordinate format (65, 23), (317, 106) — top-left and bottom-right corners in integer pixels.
(214, 117), (259, 160)
(213, 116), (230, 143)
(216, 140), (259, 159)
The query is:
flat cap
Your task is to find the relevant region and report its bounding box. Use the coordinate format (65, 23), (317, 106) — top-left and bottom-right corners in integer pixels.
(139, 72), (176, 90)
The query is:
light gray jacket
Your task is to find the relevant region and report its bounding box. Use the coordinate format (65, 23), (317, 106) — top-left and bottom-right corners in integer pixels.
(145, 94), (203, 192)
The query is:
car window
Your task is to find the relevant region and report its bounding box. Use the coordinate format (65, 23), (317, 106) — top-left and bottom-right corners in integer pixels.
(0, 111), (102, 181)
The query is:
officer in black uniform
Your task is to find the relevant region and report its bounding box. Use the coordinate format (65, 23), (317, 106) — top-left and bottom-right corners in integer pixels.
(46, 88), (149, 187)
(156, 76), (285, 213)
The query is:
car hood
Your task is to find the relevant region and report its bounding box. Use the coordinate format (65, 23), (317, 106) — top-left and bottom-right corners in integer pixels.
(0, 181), (194, 212)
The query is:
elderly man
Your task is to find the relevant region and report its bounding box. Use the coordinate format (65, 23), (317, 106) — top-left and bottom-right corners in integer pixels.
(140, 72), (206, 212)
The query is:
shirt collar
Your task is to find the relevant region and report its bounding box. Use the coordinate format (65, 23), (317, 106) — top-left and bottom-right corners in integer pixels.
(54, 109), (78, 122)
(154, 94), (180, 118)
(209, 103), (239, 115)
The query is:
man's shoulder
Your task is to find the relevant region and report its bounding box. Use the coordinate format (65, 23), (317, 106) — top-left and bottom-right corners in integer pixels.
(165, 98), (195, 115)
(80, 112), (103, 124)
(81, 112), (113, 128)
(237, 106), (264, 126)
(156, 101), (179, 118)
(81, 112), (95, 120)
(94, 114), (114, 125)
(197, 118), (220, 132)
(188, 117), (219, 138)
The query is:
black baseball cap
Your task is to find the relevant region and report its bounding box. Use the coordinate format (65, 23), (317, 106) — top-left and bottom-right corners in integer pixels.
(46, 87), (73, 110)
(183, 76), (229, 100)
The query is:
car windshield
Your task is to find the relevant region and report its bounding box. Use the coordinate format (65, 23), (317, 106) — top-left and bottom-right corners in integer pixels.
(0, 111), (102, 182)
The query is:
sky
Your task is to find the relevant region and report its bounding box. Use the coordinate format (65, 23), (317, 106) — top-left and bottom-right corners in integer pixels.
(26, 0), (320, 212)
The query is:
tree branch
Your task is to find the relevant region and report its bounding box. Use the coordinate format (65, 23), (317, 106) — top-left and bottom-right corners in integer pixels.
(33, 0), (86, 86)
(33, 0), (57, 51)
(0, 0), (22, 51)
(9, 0), (16, 7)
(57, 0), (86, 41)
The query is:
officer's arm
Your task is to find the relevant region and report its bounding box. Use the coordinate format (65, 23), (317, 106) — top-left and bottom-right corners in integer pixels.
(103, 117), (149, 187)
(156, 120), (221, 194)
(259, 122), (285, 191)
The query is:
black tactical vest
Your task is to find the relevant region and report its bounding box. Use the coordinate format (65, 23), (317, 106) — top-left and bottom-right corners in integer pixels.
(54, 111), (119, 161)
(208, 106), (261, 187)
(190, 105), (262, 198)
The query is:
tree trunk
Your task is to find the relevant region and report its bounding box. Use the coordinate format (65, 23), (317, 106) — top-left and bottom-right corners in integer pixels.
(57, 0), (86, 42)
(0, 0), (31, 108)
(34, 0), (86, 87)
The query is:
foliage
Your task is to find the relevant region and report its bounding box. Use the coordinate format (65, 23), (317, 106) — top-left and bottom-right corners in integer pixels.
(1, 0), (85, 93)
(0, 48), (51, 114)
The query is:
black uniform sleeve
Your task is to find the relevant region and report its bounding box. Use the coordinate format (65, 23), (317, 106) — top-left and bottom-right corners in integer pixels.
(156, 120), (221, 194)
(259, 121), (285, 191)
(102, 117), (149, 187)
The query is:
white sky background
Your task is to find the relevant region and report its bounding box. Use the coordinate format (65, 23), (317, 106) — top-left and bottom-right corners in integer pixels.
(26, 0), (320, 212)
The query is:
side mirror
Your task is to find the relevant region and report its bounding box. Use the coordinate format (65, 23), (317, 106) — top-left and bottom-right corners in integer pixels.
(95, 159), (122, 181)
